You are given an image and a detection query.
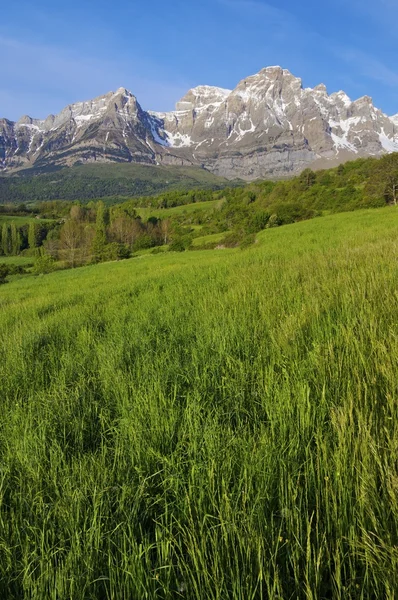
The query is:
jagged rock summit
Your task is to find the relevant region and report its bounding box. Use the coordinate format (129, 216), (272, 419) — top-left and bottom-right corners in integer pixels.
(2, 66), (398, 179)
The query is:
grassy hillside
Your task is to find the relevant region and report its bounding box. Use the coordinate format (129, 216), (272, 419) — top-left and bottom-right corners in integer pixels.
(135, 199), (223, 220)
(0, 255), (34, 266)
(1, 206), (398, 598)
(0, 163), (232, 204)
(0, 215), (53, 225)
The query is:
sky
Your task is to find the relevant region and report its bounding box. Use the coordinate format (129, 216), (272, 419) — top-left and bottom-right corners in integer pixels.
(1, 0), (398, 121)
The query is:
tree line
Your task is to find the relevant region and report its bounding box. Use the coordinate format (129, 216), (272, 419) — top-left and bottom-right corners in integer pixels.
(2, 152), (398, 276)
(0, 221), (52, 257)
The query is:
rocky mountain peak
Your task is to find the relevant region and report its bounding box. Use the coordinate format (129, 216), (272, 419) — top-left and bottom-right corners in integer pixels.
(1, 65), (398, 179)
(114, 86), (132, 97)
(258, 65), (295, 79)
(242, 66), (302, 86)
(353, 95), (374, 107)
(175, 85), (231, 111)
(313, 83), (327, 93)
(16, 115), (35, 126)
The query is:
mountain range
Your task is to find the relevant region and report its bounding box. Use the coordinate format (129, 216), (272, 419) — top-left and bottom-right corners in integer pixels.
(2, 65), (398, 180)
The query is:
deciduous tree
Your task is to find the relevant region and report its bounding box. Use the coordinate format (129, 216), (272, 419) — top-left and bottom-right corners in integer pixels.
(60, 220), (85, 268)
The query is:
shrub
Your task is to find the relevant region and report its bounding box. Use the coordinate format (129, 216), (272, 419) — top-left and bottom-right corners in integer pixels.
(266, 214), (281, 228)
(222, 231), (243, 247)
(102, 243), (131, 261)
(0, 264), (9, 284)
(240, 233), (256, 249)
(32, 253), (56, 275)
(169, 237), (189, 252)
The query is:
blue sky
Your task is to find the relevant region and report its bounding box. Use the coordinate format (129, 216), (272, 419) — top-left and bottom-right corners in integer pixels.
(1, 0), (398, 120)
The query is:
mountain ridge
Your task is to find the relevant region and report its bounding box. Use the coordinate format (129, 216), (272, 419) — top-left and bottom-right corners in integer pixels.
(2, 66), (398, 179)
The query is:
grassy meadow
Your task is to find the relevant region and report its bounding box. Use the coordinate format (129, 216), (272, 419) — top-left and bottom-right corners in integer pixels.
(135, 199), (223, 222)
(0, 255), (34, 266)
(0, 216), (53, 225)
(1, 207), (398, 598)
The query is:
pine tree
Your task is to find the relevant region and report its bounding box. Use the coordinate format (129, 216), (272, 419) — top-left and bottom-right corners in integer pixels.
(10, 222), (21, 255)
(2, 223), (10, 256)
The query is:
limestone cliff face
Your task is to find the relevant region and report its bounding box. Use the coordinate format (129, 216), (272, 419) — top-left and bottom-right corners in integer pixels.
(0, 88), (165, 171)
(2, 67), (398, 179)
(152, 67), (398, 179)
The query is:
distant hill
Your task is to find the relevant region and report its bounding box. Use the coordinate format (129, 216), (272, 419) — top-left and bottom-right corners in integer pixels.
(0, 163), (234, 204)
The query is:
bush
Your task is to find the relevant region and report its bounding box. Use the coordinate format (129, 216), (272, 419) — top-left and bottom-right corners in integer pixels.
(7, 264), (29, 275)
(240, 233), (256, 249)
(102, 243), (131, 261)
(266, 214), (281, 228)
(33, 253), (56, 275)
(0, 263), (29, 282)
(169, 237), (188, 252)
(132, 235), (155, 251)
(169, 235), (192, 252)
(0, 264), (9, 284)
(222, 231), (243, 247)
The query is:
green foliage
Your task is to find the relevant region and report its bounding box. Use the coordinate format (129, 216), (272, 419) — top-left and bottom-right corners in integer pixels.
(299, 167), (316, 189)
(132, 234), (156, 251)
(91, 201), (109, 262)
(3, 153), (398, 269)
(1, 223), (10, 255)
(239, 232), (256, 249)
(0, 163), (231, 204)
(10, 222), (21, 255)
(0, 262), (27, 283)
(32, 251), (56, 275)
(28, 221), (40, 251)
(0, 263), (8, 283)
(365, 153), (398, 205)
(101, 242), (131, 261)
(151, 246), (165, 255)
(221, 230), (244, 247)
(169, 235), (191, 252)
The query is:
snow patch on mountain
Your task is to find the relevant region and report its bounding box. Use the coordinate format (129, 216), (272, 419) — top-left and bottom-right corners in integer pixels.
(2, 68), (398, 178)
(165, 131), (193, 147)
(379, 128), (398, 152)
(147, 116), (169, 147)
(390, 114), (398, 127)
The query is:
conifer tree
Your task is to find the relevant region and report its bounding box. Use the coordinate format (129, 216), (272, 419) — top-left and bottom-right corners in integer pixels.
(10, 222), (21, 255)
(2, 223), (10, 256)
(91, 201), (109, 262)
(28, 222), (38, 252)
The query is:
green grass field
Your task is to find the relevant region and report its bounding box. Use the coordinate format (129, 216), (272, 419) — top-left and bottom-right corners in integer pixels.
(191, 231), (229, 246)
(136, 198), (222, 221)
(0, 255), (34, 265)
(1, 207), (398, 598)
(0, 215), (52, 225)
